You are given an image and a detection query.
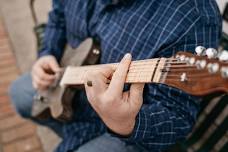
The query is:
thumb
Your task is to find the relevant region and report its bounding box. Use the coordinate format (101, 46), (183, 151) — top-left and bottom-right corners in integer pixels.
(129, 83), (145, 106)
(49, 57), (60, 73)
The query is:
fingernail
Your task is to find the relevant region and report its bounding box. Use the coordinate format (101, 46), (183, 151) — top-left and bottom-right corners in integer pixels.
(123, 53), (132, 60)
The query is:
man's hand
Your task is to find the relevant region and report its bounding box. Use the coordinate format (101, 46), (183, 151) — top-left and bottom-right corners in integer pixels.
(32, 55), (60, 90)
(84, 54), (145, 136)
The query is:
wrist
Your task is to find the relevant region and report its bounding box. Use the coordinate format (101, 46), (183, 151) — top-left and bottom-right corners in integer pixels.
(107, 118), (136, 136)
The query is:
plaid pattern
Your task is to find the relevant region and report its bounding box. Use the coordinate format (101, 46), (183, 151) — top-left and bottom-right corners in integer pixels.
(39, 0), (222, 151)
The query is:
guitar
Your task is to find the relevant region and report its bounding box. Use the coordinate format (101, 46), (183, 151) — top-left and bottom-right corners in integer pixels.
(32, 39), (228, 122)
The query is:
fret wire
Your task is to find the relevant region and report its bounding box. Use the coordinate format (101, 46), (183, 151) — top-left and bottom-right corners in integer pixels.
(164, 74), (216, 78)
(61, 58), (197, 86)
(65, 59), (187, 69)
(64, 73), (153, 78)
(66, 68), (158, 76)
(71, 68), (157, 75)
(127, 73), (151, 77)
(65, 63), (192, 74)
(64, 73), (154, 82)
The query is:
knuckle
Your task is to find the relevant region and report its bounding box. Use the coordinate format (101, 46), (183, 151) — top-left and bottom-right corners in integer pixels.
(39, 75), (44, 81)
(103, 66), (112, 72)
(36, 79), (46, 87)
(36, 81), (42, 87)
(92, 71), (100, 76)
(49, 59), (56, 65)
(113, 72), (125, 79)
(105, 95), (116, 103)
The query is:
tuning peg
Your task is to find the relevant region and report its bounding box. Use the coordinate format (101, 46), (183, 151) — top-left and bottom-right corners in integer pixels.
(196, 60), (207, 69)
(221, 67), (228, 78)
(195, 46), (206, 56)
(184, 57), (190, 62)
(207, 63), (219, 74)
(218, 50), (228, 61)
(180, 55), (186, 61)
(175, 55), (180, 59)
(187, 57), (196, 65)
(205, 48), (218, 58)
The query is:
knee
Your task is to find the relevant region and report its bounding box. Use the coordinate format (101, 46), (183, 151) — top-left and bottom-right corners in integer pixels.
(9, 73), (35, 119)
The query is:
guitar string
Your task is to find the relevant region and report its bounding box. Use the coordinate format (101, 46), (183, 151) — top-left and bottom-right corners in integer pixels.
(62, 71), (221, 84)
(63, 67), (211, 82)
(64, 57), (199, 73)
(64, 64), (213, 76)
(62, 58), (223, 84)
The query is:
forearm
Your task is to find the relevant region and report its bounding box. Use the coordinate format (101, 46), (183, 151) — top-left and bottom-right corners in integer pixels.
(38, 0), (66, 62)
(112, 85), (200, 151)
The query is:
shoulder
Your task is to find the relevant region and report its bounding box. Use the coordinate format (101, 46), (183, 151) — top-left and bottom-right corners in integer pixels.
(134, 0), (221, 25)
(134, 0), (200, 19)
(194, 0), (222, 25)
(122, 0), (201, 33)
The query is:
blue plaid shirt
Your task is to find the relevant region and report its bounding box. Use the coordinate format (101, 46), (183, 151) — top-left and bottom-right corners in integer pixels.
(39, 0), (222, 151)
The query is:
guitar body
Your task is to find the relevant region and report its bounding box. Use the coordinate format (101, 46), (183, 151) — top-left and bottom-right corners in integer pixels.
(32, 38), (101, 121)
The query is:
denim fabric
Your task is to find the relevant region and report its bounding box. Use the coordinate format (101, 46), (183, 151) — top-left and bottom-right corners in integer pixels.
(9, 73), (64, 137)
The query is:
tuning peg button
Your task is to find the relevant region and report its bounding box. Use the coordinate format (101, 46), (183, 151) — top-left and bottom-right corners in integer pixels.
(187, 57), (196, 65)
(221, 67), (228, 78)
(180, 55), (185, 61)
(207, 63), (219, 74)
(218, 50), (228, 61)
(175, 55), (180, 59)
(206, 48), (218, 59)
(184, 57), (190, 62)
(195, 46), (206, 56)
(196, 60), (207, 69)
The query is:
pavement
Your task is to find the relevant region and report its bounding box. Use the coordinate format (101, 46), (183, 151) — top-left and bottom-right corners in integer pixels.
(0, 17), (43, 152)
(0, 0), (50, 73)
(0, 0), (61, 151)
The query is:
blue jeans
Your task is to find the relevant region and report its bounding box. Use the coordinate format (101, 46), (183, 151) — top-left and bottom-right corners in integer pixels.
(9, 73), (143, 152)
(9, 73), (64, 136)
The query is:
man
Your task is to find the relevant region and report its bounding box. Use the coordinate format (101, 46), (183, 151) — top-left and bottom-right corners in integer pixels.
(9, 0), (222, 152)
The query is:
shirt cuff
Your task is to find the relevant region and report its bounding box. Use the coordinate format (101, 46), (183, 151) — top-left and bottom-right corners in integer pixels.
(108, 110), (155, 142)
(38, 50), (52, 58)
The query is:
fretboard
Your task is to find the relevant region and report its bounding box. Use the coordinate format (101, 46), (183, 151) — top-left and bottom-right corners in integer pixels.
(60, 58), (169, 87)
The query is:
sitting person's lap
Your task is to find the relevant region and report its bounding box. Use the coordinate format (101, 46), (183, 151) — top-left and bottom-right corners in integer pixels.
(76, 133), (143, 152)
(9, 73), (64, 136)
(9, 73), (36, 118)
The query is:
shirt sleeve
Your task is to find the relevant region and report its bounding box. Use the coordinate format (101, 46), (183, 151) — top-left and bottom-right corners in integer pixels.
(124, 86), (201, 151)
(38, 0), (66, 62)
(109, 1), (222, 151)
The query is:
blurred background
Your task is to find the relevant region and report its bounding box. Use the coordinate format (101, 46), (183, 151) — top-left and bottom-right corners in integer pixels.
(0, 0), (227, 152)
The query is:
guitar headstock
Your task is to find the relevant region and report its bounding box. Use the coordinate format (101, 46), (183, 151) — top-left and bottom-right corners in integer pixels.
(161, 47), (228, 96)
